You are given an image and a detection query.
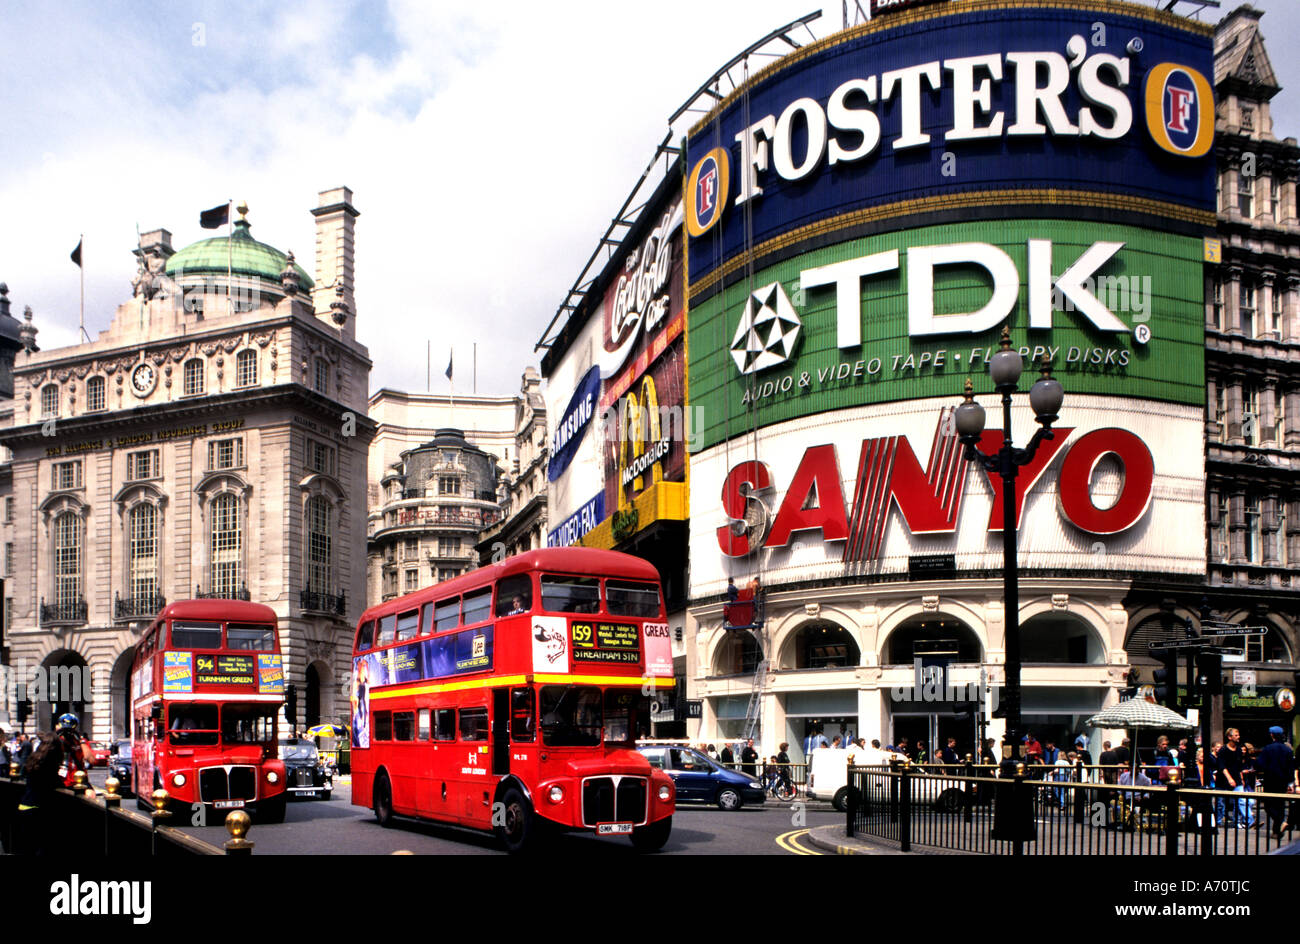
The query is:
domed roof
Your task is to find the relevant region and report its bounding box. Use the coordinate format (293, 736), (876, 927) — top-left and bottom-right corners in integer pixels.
(166, 217), (313, 289)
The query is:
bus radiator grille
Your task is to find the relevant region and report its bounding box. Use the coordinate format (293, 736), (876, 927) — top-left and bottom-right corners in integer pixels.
(581, 777), (647, 827)
(199, 766), (258, 802)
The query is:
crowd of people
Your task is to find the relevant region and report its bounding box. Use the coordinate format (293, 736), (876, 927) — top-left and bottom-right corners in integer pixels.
(1, 714), (96, 855)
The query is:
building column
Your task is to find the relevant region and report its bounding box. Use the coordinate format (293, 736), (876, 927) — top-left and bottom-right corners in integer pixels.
(1260, 273), (1276, 336)
(1225, 266), (1242, 334)
(1286, 495), (1300, 569)
(1205, 375), (1220, 440)
(1226, 374), (1245, 445)
(1260, 384), (1278, 447)
(858, 686), (884, 746)
(1225, 166), (1241, 222)
(1285, 385), (1300, 451)
(1229, 492), (1247, 564)
(1262, 497), (1282, 566)
(1284, 277), (1299, 343)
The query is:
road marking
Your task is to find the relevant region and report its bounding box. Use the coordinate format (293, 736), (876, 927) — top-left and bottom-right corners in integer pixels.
(775, 828), (822, 855)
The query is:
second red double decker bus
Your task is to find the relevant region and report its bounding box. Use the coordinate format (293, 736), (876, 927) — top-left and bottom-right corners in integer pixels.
(350, 547), (676, 852)
(130, 599), (289, 821)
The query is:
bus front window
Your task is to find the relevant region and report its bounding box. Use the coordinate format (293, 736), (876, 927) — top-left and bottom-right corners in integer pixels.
(169, 705), (219, 746)
(540, 686), (602, 747)
(221, 704), (277, 745)
(604, 690), (652, 745)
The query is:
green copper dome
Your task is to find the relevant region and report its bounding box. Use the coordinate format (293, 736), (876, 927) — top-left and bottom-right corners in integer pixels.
(166, 218), (314, 289)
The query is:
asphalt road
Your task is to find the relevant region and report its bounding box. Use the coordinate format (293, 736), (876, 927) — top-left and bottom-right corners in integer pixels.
(88, 768), (841, 854)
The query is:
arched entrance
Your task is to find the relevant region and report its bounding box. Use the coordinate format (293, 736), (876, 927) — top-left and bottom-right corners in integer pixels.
(305, 662), (322, 728)
(38, 649), (91, 734)
(881, 615), (983, 761)
(1020, 613), (1106, 664)
(109, 649), (136, 739)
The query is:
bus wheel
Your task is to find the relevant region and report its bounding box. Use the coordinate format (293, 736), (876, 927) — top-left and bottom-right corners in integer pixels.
(259, 793), (287, 824)
(495, 787), (535, 854)
(631, 816), (672, 852)
(373, 771), (394, 827)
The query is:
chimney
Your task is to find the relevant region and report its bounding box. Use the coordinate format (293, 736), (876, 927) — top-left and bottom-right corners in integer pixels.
(311, 186), (359, 335)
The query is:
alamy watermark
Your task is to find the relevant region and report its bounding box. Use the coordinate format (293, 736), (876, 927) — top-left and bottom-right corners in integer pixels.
(890, 659), (998, 712)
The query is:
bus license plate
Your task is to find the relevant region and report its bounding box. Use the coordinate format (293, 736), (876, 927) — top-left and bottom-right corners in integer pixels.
(213, 799), (245, 810)
(596, 822), (634, 835)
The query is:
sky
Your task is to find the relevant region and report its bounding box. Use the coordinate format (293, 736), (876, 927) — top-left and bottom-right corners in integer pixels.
(1, 0), (1296, 399)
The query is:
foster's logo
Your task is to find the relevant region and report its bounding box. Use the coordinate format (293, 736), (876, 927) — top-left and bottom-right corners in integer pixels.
(1144, 62), (1213, 158)
(686, 147), (730, 238)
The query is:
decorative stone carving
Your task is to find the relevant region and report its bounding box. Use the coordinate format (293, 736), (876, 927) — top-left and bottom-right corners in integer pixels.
(150, 351), (166, 366)
(56, 369), (72, 383)
(222, 337), (240, 354)
(921, 595), (939, 611)
(1052, 594), (1069, 610)
(804, 603), (820, 617)
(201, 342), (219, 357)
(252, 332), (273, 348)
(170, 346), (189, 362)
(73, 364), (89, 379)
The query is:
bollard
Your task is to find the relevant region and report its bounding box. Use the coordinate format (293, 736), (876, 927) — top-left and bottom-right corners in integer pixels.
(8, 762), (18, 778)
(102, 777), (121, 855)
(72, 769), (88, 795)
(1164, 766), (1182, 856)
(150, 788), (171, 856)
(963, 753), (975, 823)
(224, 810), (254, 855)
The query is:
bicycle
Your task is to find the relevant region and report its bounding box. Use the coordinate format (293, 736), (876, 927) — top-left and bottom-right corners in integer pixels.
(765, 772), (797, 801)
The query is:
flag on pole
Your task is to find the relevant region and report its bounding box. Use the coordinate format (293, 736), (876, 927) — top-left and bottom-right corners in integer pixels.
(70, 238), (82, 267)
(200, 202), (230, 229)
(445, 350), (454, 381)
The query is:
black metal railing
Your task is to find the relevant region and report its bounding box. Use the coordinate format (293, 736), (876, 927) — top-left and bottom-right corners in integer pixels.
(39, 597), (87, 625)
(195, 583), (251, 601)
(114, 592), (166, 621)
(299, 588), (346, 615)
(846, 762), (1296, 856)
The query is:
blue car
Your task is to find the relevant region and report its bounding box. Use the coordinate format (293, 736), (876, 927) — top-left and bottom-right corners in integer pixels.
(638, 746), (766, 811)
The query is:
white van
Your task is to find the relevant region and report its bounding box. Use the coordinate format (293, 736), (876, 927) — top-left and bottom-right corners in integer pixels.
(807, 747), (964, 812)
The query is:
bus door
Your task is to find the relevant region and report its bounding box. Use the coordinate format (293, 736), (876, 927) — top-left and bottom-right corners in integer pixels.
(492, 689), (509, 776)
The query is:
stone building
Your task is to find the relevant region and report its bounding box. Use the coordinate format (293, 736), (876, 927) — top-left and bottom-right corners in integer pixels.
(1169, 3), (1300, 736)
(0, 188), (374, 739)
(476, 367), (548, 564)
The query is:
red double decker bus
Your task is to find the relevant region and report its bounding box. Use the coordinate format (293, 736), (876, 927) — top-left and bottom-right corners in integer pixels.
(129, 600), (289, 821)
(350, 547), (676, 852)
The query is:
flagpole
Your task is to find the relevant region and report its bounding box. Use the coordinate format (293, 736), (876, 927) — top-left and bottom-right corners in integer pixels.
(79, 233), (85, 342)
(427, 340), (430, 393)
(473, 342), (477, 395)
(227, 198), (233, 314)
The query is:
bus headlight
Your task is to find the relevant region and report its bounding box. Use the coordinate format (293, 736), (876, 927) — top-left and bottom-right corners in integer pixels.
(171, 773), (186, 788)
(266, 770), (279, 784)
(658, 784), (672, 802)
(547, 785), (564, 804)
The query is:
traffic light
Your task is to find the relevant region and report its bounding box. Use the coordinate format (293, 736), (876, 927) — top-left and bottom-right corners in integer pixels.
(1152, 648), (1179, 709)
(15, 696), (28, 727)
(1196, 652), (1223, 696)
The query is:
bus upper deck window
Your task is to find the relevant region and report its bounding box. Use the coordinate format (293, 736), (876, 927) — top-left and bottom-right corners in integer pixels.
(377, 614), (396, 647)
(605, 581), (662, 618)
(434, 597), (459, 631)
(357, 621), (374, 652)
(462, 589), (491, 626)
(395, 610), (419, 641)
(419, 604), (434, 636)
(171, 621), (222, 649)
(227, 624), (276, 650)
(495, 574), (533, 617)
(540, 575), (600, 614)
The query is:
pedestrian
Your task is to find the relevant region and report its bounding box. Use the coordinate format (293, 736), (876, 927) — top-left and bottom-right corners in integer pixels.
(1073, 735), (1094, 776)
(740, 738), (759, 776)
(1053, 750), (1074, 808)
(1043, 741), (1059, 766)
(1099, 740), (1118, 783)
(914, 740), (928, 765)
(12, 731), (69, 854)
(776, 742), (792, 791)
(940, 737), (960, 766)
(705, 743), (719, 761)
(1256, 726), (1295, 840)
(1216, 728), (1254, 827)
(720, 743), (734, 767)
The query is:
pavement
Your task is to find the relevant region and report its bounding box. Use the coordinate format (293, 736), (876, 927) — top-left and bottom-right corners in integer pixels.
(804, 823), (979, 854)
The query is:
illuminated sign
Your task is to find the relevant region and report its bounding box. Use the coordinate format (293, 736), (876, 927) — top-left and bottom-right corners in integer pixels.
(685, 4), (1215, 285)
(196, 654), (255, 686)
(547, 492), (605, 547)
(548, 365), (601, 482)
(598, 201), (682, 379)
(571, 621), (642, 664)
(717, 409), (1154, 558)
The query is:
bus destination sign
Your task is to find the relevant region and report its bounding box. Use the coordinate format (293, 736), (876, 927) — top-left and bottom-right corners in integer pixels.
(196, 654), (256, 686)
(571, 621), (641, 664)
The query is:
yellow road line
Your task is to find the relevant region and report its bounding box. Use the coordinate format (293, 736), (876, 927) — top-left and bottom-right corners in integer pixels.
(775, 828), (822, 855)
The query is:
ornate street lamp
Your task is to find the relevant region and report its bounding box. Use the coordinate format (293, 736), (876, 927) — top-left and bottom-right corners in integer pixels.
(954, 327), (1064, 760)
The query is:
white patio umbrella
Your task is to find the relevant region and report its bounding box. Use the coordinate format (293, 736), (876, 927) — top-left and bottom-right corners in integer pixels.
(1086, 697), (1196, 782)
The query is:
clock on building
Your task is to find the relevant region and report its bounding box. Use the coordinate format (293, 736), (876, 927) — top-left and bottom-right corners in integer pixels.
(131, 361), (156, 396)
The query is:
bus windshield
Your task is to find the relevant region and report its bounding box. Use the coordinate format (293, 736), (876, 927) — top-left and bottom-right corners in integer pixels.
(222, 705), (277, 744)
(603, 690), (652, 744)
(168, 704), (219, 746)
(540, 686), (603, 746)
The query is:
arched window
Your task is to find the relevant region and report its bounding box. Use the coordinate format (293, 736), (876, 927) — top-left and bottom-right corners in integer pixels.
(883, 616), (983, 665)
(210, 493), (242, 597)
(53, 512), (82, 608)
(128, 504), (158, 602)
(41, 384), (59, 418)
(714, 632), (761, 677)
(305, 496), (331, 595)
(235, 350), (258, 387)
(86, 376), (106, 412)
(788, 621), (860, 669)
(184, 359), (205, 397)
